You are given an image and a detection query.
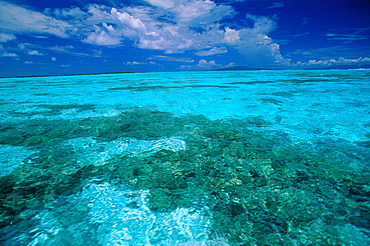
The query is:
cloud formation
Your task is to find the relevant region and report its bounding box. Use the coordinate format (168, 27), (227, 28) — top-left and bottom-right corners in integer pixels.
(294, 57), (370, 67)
(28, 50), (45, 56)
(180, 59), (225, 70)
(197, 59), (222, 69)
(195, 47), (228, 56)
(0, 33), (16, 42)
(0, 1), (75, 38)
(0, 0), (290, 67)
(222, 14), (290, 66)
(0, 44), (17, 57)
(125, 61), (155, 65)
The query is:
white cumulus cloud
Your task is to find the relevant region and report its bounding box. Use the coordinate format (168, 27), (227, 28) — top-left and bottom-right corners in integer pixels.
(0, 43), (17, 57)
(294, 57), (370, 67)
(28, 50), (45, 56)
(0, 0), (291, 67)
(198, 59), (222, 69)
(77, 1), (232, 51)
(83, 29), (121, 45)
(1, 52), (18, 57)
(170, 0), (234, 24)
(0, 33), (16, 42)
(223, 27), (240, 43)
(110, 8), (147, 34)
(181, 59), (222, 70)
(224, 14), (290, 67)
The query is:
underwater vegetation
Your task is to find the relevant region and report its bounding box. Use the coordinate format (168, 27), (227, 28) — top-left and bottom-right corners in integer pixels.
(0, 108), (369, 245)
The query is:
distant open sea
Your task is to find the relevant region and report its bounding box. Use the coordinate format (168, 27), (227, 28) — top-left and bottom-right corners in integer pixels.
(1, 70), (369, 245)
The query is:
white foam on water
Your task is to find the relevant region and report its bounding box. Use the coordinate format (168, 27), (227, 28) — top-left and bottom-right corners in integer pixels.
(82, 183), (211, 245)
(1, 182), (212, 246)
(66, 136), (186, 166)
(58, 108), (123, 120)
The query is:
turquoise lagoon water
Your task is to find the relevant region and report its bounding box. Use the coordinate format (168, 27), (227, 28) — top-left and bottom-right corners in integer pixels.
(0, 70), (369, 245)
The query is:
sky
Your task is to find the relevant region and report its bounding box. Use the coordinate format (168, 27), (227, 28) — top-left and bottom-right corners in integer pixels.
(0, 0), (369, 76)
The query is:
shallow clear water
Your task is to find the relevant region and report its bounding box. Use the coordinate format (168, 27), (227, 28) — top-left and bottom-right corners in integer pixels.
(0, 70), (369, 245)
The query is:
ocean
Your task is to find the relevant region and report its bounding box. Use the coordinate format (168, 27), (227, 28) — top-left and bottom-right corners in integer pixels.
(0, 70), (369, 245)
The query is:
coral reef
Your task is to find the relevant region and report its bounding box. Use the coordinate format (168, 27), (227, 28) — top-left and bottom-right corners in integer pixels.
(0, 108), (369, 245)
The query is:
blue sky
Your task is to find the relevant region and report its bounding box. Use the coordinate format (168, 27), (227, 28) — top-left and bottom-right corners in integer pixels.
(0, 0), (369, 76)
